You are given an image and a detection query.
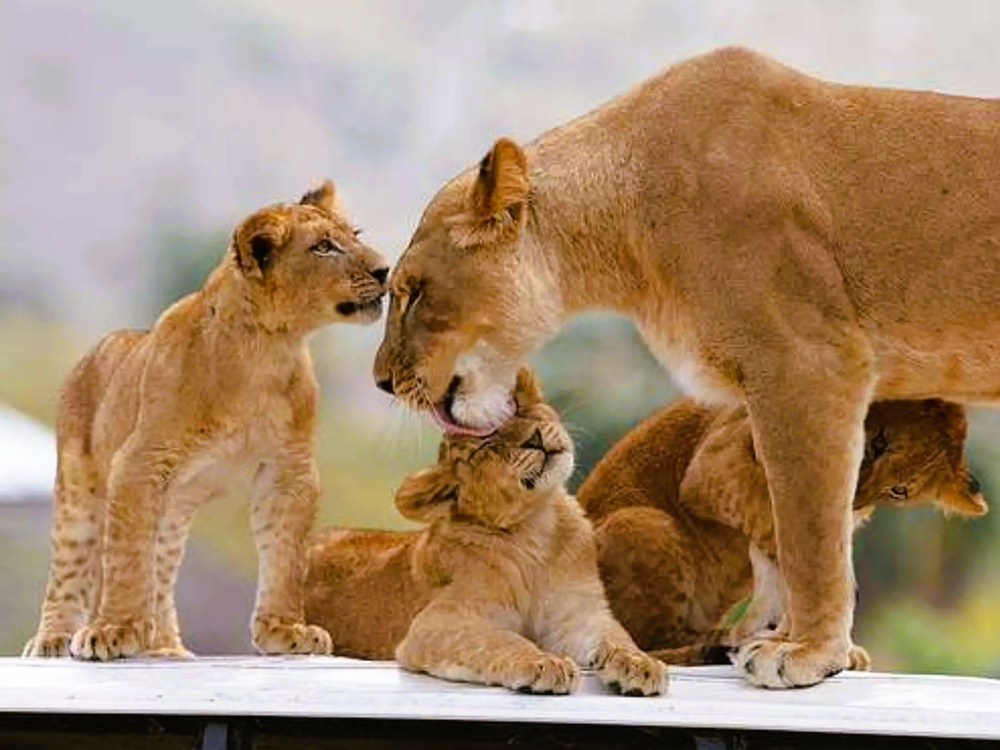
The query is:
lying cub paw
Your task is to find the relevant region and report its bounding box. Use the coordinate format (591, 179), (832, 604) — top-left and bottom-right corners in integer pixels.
(848, 644), (871, 671)
(594, 646), (667, 696)
(505, 654), (580, 695)
(70, 619), (154, 661)
(735, 637), (849, 689)
(22, 632), (73, 658)
(252, 618), (332, 655)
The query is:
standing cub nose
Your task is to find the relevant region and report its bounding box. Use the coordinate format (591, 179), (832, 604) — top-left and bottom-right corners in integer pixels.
(370, 267), (389, 286)
(376, 377), (395, 395)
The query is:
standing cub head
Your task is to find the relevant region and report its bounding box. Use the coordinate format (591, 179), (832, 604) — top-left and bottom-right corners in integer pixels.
(373, 138), (550, 437)
(855, 399), (988, 519)
(231, 180), (390, 333)
(394, 368), (574, 528)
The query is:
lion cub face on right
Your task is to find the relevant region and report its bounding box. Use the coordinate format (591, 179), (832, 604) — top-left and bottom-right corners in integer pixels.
(396, 369), (575, 528)
(856, 400), (987, 520)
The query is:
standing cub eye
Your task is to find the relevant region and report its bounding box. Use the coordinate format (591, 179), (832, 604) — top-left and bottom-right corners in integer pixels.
(310, 238), (343, 256)
(400, 284), (424, 318)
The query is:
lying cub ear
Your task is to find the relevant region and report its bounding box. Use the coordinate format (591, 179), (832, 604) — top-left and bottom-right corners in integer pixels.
(394, 464), (458, 523)
(233, 213), (290, 279)
(299, 179), (337, 214)
(513, 367), (544, 410)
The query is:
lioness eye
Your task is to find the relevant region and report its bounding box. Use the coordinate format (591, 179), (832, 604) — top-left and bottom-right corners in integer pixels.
(400, 284), (424, 318)
(310, 238), (342, 256)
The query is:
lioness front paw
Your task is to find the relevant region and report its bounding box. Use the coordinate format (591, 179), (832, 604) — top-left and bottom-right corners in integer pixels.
(594, 646), (667, 696)
(22, 632), (73, 658)
(70, 619), (155, 661)
(505, 654), (580, 694)
(252, 618), (332, 655)
(735, 637), (849, 689)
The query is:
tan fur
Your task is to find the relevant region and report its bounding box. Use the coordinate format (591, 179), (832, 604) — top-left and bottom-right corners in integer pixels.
(24, 180), (389, 660)
(578, 398), (986, 667)
(305, 369), (666, 695)
(373, 46), (1000, 686)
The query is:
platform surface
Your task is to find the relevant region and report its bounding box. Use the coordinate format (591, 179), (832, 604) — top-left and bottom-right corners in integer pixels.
(2, 657), (999, 741)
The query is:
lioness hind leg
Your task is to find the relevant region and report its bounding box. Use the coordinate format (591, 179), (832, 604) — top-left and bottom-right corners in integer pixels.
(24, 447), (103, 658)
(735, 339), (873, 689)
(249, 456), (331, 656)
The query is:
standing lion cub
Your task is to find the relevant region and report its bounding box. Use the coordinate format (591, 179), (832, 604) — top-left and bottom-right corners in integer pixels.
(305, 369), (666, 696)
(24, 180), (389, 660)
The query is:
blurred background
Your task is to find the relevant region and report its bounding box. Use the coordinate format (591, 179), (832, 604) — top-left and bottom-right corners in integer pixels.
(1, 0), (997, 676)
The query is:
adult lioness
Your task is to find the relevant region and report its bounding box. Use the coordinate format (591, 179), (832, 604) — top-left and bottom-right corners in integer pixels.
(24, 181), (389, 660)
(580, 397), (987, 666)
(306, 369), (666, 696)
(373, 46), (1000, 687)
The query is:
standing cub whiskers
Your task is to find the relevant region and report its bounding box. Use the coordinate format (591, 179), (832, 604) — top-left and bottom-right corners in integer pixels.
(24, 180), (389, 660)
(305, 368), (667, 695)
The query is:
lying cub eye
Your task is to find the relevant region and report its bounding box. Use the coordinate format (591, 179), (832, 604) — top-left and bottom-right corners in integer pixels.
(870, 429), (888, 460)
(521, 429), (545, 452)
(310, 238), (343, 256)
(889, 485), (909, 499)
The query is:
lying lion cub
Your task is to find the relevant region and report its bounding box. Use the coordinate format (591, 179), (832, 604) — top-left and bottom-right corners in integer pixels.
(305, 369), (666, 695)
(24, 180), (389, 660)
(580, 398), (988, 666)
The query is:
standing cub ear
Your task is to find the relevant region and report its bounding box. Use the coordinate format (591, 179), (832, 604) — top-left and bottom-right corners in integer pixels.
(513, 367), (544, 410)
(394, 464), (458, 523)
(299, 179), (338, 214)
(233, 212), (290, 279)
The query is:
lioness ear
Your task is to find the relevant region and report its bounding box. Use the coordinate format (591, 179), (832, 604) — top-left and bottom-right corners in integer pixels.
(513, 367), (544, 409)
(394, 465), (458, 523)
(233, 213), (290, 279)
(299, 179), (337, 214)
(472, 137), (529, 222)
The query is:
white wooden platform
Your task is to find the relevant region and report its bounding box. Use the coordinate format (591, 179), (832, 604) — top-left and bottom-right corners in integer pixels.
(1, 657), (998, 742)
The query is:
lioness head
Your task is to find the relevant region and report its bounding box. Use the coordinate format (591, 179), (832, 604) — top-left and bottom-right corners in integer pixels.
(855, 399), (988, 519)
(231, 180), (389, 332)
(394, 368), (574, 528)
(373, 138), (555, 436)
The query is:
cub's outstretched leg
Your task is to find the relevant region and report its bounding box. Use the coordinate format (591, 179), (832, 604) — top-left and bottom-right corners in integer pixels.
(396, 597), (580, 695)
(23, 448), (103, 657)
(734, 331), (874, 688)
(539, 575), (667, 696)
(249, 454), (332, 655)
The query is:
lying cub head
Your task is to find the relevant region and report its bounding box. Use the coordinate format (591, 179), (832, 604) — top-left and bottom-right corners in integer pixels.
(231, 180), (390, 332)
(856, 399), (988, 519)
(395, 368), (574, 528)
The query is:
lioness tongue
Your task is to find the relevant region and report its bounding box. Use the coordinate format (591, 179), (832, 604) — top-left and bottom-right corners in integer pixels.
(430, 402), (496, 438)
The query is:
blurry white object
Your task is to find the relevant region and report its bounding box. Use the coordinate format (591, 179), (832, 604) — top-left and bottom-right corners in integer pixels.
(0, 405), (55, 503)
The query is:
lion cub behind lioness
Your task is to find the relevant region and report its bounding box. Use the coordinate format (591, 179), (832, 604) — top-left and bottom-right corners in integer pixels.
(306, 369), (666, 695)
(24, 180), (389, 661)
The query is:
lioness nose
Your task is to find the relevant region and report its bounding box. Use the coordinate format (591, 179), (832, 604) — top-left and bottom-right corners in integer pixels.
(376, 376), (395, 395)
(370, 266), (389, 286)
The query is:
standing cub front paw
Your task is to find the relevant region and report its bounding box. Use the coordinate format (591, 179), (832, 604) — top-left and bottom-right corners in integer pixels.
(594, 645), (667, 696)
(252, 617), (332, 655)
(505, 654), (580, 694)
(22, 632), (73, 658)
(70, 619), (155, 661)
